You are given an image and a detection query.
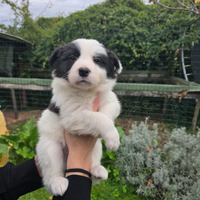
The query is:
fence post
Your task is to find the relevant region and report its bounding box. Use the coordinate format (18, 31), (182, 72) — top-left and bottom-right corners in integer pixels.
(10, 88), (18, 119)
(163, 97), (168, 114)
(192, 99), (200, 134)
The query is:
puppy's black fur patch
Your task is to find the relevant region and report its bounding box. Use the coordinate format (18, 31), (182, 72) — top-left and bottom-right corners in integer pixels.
(50, 43), (80, 80)
(49, 41), (120, 80)
(106, 50), (121, 73)
(93, 50), (120, 79)
(48, 102), (60, 115)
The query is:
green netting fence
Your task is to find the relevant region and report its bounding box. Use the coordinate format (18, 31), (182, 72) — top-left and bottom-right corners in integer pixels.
(1, 0), (200, 133)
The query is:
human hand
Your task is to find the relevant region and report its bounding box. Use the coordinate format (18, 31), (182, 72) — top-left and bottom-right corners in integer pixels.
(34, 156), (42, 177)
(64, 94), (99, 178)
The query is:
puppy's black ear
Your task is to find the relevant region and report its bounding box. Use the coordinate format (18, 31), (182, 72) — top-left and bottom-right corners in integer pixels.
(106, 50), (123, 74)
(49, 47), (62, 67)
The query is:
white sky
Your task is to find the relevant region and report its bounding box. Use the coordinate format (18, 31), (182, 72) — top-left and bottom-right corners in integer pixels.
(0, 0), (151, 26)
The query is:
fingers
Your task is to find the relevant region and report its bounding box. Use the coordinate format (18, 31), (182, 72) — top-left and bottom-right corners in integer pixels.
(34, 156), (43, 177)
(93, 93), (99, 112)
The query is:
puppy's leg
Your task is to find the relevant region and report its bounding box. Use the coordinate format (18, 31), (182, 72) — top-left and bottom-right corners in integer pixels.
(82, 111), (120, 152)
(63, 111), (120, 151)
(99, 92), (121, 121)
(90, 139), (108, 183)
(37, 110), (67, 196)
(37, 134), (68, 196)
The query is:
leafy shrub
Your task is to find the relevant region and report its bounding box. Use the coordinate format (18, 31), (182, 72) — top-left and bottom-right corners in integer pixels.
(116, 122), (200, 200)
(33, 0), (200, 73)
(4, 0), (200, 77)
(0, 117), (39, 165)
(41, 0), (200, 73)
(97, 124), (153, 200)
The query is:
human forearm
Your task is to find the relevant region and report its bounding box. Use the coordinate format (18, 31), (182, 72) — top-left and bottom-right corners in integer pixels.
(52, 175), (92, 200)
(0, 158), (43, 200)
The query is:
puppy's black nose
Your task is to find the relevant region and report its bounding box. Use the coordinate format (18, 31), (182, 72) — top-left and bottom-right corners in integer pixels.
(78, 67), (90, 77)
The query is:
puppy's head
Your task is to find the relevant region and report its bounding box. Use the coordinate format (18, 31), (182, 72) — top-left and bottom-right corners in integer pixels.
(50, 39), (122, 90)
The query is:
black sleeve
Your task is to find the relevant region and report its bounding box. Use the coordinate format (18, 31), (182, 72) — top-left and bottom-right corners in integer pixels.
(0, 159), (92, 200)
(53, 175), (92, 200)
(0, 158), (43, 200)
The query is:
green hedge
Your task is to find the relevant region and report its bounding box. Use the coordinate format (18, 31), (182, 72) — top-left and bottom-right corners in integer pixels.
(2, 0), (200, 77)
(25, 0), (200, 76)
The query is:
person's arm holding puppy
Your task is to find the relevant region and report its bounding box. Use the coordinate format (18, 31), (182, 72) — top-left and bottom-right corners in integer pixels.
(0, 97), (99, 200)
(52, 96), (99, 200)
(52, 132), (97, 200)
(65, 94), (99, 177)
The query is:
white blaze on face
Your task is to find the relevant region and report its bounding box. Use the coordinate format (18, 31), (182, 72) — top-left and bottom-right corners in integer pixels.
(74, 39), (107, 57)
(68, 39), (108, 89)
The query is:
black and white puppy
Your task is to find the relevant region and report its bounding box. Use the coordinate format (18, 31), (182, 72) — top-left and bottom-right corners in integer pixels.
(36, 39), (122, 196)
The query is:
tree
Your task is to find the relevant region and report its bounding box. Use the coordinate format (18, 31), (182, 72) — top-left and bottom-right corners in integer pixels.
(152, 0), (200, 17)
(0, 0), (33, 36)
(0, 0), (53, 42)
(31, 0), (200, 73)
(1, 0), (200, 76)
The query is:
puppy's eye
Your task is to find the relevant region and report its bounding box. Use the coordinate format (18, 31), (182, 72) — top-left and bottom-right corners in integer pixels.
(69, 55), (77, 61)
(93, 58), (101, 64)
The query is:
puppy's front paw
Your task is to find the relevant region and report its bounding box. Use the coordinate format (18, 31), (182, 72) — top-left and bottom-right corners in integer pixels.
(91, 165), (108, 181)
(105, 140), (120, 151)
(50, 177), (69, 196)
(104, 128), (120, 151)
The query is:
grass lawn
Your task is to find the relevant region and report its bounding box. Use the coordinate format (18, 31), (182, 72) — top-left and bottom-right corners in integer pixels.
(19, 180), (152, 200)
(18, 187), (51, 200)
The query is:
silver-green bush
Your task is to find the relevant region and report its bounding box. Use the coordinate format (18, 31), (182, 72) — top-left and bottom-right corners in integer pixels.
(116, 122), (200, 200)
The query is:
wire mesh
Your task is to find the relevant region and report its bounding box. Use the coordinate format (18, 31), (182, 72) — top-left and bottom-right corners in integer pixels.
(0, 3), (200, 132)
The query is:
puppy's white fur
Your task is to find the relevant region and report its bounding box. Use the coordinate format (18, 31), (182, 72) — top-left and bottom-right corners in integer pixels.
(36, 39), (122, 196)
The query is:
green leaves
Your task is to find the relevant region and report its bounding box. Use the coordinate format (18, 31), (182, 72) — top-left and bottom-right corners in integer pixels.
(101, 124), (126, 197)
(0, 144), (8, 155)
(102, 124), (125, 160)
(116, 122), (200, 199)
(115, 124), (125, 139)
(16, 146), (35, 159)
(20, 116), (35, 138)
(154, 139), (158, 146)
(0, 117), (39, 165)
(1, 134), (21, 149)
(2, 0), (200, 77)
(106, 150), (116, 160)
